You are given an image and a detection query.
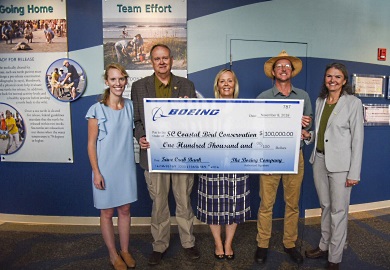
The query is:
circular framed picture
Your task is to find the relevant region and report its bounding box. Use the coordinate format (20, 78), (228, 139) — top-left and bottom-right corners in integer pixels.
(45, 58), (87, 102)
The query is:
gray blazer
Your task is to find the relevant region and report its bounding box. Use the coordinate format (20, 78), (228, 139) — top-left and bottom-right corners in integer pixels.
(308, 94), (364, 180)
(131, 73), (196, 170)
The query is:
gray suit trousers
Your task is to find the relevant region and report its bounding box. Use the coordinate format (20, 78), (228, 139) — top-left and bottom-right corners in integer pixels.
(313, 152), (352, 263)
(144, 171), (196, 252)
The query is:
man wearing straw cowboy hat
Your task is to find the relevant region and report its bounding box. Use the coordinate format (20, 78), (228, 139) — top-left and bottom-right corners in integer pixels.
(255, 50), (313, 264)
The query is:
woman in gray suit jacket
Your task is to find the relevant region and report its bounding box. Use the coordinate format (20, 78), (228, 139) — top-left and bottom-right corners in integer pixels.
(302, 63), (364, 270)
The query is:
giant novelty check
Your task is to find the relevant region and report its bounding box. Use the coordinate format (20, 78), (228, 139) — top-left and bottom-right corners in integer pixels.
(144, 99), (304, 173)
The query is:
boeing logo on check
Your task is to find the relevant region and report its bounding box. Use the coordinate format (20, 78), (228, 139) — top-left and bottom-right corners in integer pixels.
(152, 107), (220, 121)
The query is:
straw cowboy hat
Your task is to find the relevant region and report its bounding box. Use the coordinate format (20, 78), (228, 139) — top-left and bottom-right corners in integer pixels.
(264, 50), (302, 79)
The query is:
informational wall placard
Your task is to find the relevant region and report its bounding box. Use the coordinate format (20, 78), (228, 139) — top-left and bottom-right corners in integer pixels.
(0, 0), (73, 163)
(388, 77), (390, 100)
(363, 104), (390, 126)
(144, 99), (304, 173)
(102, 0), (188, 98)
(352, 74), (386, 97)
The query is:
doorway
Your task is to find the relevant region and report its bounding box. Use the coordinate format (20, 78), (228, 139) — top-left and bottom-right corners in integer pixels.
(228, 37), (309, 220)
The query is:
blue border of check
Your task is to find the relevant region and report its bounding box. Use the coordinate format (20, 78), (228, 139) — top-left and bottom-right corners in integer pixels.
(145, 99), (300, 104)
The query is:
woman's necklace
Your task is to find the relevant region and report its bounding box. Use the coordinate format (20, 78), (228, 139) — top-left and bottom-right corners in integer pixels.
(327, 96), (339, 107)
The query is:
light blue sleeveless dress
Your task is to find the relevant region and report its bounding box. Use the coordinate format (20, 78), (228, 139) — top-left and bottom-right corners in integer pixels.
(85, 99), (137, 209)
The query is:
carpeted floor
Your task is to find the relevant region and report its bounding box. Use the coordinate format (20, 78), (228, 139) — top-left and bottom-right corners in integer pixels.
(0, 208), (389, 270)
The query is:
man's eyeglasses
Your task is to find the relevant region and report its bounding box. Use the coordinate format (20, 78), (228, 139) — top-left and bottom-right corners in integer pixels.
(274, 64), (292, 70)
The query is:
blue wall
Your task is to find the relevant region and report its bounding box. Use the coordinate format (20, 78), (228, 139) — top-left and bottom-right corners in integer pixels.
(1, 0), (389, 219)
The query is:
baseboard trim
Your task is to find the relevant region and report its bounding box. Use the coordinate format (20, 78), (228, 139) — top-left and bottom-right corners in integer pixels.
(0, 214), (206, 226)
(1, 200), (389, 226)
(305, 200), (390, 218)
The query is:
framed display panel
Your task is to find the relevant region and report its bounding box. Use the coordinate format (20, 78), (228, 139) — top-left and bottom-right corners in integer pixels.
(388, 77), (390, 99)
(352, 74), (386, 97)
(363, 104), (390, 126)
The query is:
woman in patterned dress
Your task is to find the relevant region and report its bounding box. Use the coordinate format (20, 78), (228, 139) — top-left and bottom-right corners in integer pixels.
(197, 69), (251, 260)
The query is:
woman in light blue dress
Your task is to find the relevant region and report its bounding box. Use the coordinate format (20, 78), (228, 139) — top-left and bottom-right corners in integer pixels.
(86, 63), (137, 270)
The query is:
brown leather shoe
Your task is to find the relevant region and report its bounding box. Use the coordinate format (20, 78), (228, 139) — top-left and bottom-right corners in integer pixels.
(120, 250), (136, 268)
(284, 247), (303, 264)
(184, 246), (200, 260)
(254, 247), (268, 264)
(305, 247), (328, 259)
(111, 254), (127, 270)
(328, 262), (339, 270)
(148, 251), (163, 265)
